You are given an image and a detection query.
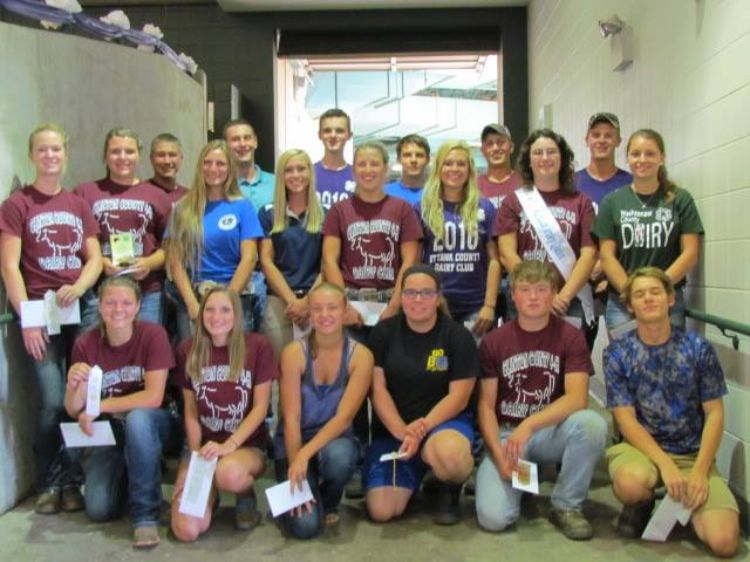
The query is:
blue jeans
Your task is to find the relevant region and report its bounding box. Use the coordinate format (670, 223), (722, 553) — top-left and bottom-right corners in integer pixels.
(249, 270), (267, 334)
(80, 289), (164, 331)
(475, 410), (607, 531)
(605, 286), (686, 331)
(30, 324), (81, 490)
(274, 437), (358, 539)
(81, 408), (173, 526)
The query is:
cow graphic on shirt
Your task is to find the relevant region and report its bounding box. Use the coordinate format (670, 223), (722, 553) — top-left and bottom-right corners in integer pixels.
(28, 211), (84, 271)
(196, 383), (249, 433)
(500, 350), (561, 420)
(92, 198), (154, 256)
(346, 219), (400, 282)
(519, 206), (575, 262)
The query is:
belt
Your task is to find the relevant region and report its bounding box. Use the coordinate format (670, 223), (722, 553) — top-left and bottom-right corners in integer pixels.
(345, 287), (394, 303)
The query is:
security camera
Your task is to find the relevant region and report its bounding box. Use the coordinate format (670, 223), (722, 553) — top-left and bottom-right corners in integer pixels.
(598, 15), (624, 38)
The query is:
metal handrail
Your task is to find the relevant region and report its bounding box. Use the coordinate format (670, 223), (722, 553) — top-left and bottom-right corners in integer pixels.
(686, 308), (750, 350)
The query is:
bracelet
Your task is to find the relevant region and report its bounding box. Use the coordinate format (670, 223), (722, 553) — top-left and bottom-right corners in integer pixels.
(483, 303), (496, 308)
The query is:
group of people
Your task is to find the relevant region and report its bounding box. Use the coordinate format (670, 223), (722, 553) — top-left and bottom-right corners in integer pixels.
(0, 108), (738, 557)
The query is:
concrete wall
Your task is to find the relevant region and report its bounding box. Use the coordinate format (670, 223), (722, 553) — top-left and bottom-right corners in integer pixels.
(0, 20), (206, 513)
(527, 0), (750, 525)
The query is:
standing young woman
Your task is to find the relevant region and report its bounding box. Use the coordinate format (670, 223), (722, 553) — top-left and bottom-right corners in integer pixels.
(64, 276), (175, 548)
(166, 140), (263, 343)
(0, 123), (102, 514)
(75, 128), (171, 327)
(365, 265), (478, 526)
(593, 129), (703, 330)
(273, 283), (373, 539)
(171, 287), (276, 541)
(322, 141), (423, 327)
(496, 129), (597, 329)
(259, 149), (325, 359)
(417, 140), (499, 336)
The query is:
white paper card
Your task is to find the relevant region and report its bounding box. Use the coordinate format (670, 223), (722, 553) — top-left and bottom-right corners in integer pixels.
(20, 300), (46, 328)
(463, 320), (476, 332)
(178, 452), (218, 518)
(511, 460), (539, 494)
(562, 315), (582, 329)
(60, 421), (116, 448)
(86, 366), (103, 417)
(379, 451), (408, 462)
(349, 301), (387, 327)
(292, 322), (312, 341)
(264, 479), (314, 518)
(641, 496), (693, 542)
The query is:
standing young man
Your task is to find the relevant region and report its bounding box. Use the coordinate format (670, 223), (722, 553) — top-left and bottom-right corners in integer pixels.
(477, 123), (522, 209)
(224, 118), (275, 331)
(384, 134), (430, 206)
(224, 119), (276, 211)
(574, 112), (632, 211)
(476, 260), (607, 540)
(604, 267), (738, 557)
(146, 133), (188, 206)
(315, 108), (356, 207)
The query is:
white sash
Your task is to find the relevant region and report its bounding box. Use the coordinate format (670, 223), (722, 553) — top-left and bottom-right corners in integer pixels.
(515, 187), (594, 325)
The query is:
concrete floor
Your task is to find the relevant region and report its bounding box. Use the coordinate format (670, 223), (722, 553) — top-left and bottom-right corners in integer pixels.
(2, 460), (747, 562)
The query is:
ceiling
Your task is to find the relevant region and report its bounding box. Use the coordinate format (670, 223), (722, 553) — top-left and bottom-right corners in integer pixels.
(80, 1), (527, 11)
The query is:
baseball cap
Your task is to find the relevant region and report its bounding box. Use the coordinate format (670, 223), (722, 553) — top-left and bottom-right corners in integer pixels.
(587, 112), (620, 131)
(481, 123), (512, 142)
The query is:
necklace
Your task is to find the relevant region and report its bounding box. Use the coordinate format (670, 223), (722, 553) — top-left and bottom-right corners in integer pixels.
(630, 184), (660, 209)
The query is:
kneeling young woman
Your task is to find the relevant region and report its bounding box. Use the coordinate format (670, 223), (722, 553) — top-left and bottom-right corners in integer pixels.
(274, 283), (373, 539)
(365, 265), (478, 525)
(171, 287), (276, 541)
(64, 276), (175, 549)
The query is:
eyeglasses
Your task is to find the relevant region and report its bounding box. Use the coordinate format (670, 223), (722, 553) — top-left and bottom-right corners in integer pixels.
(530, 148), (560, 158)
(402, 288), (439, 299)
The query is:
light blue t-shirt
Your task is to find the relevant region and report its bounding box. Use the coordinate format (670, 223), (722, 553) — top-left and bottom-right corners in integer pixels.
(239, 165), (276, 211)
(385, 180), (423, 207)
(199, 198), (262, 283)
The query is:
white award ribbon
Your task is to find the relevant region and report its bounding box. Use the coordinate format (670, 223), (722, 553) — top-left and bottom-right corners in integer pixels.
(515, 187), (594, 325)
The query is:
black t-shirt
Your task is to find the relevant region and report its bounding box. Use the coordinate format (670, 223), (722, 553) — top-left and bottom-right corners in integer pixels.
(367, 312), (479, 438)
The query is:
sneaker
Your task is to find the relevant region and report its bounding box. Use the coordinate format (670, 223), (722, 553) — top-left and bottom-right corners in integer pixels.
(235, 493), (261, 531)
(60, 486), (84, 512)
(616, 499), (655, 539)
(433, 484), (462, 526)
(548, 507), (593, 541)
(132, 526), (160, 549)
(344, 472), (365, 500)
(35, 488), (61, 515)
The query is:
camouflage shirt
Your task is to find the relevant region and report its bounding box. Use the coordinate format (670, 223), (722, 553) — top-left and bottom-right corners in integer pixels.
(604, 328), (727, 454)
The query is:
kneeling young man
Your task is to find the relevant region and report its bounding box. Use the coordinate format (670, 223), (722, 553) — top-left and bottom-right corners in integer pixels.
(476, 260), (607, 540)
(605, 267), (739, 557)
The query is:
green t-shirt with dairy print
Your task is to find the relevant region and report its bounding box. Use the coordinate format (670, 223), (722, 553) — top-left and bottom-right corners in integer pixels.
(592, 186), (704, 287)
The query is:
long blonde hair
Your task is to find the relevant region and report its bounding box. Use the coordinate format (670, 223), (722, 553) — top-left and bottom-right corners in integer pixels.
(271, 149), (324, 234)
(421, 141), (480, 239)
(166, 140), (242, 275)
(186, 287), (247, 384)
(306, 282), (347, 359)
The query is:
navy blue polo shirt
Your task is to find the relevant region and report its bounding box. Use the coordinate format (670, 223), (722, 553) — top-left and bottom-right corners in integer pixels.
(259, 204), (323, 293)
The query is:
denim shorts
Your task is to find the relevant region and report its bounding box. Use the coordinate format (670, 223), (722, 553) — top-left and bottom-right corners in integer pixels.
(364, 411), (474, 491)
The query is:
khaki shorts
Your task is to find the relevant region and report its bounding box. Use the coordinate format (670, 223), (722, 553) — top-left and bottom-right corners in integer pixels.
(606, 442), (738, 513)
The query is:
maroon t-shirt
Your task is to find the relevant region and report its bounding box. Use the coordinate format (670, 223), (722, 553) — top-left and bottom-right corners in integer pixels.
(479, 315), (593, 426)
(495, 188), (595, 280)
(177, 333), (278, 448)
(144, 178), (188, 208)
(0, 186), (99, 299)
(478, 171), (523, 209)
(322, 194), (423, 289)
(74, 178), (171, 294)
(71, 322), (174, 399)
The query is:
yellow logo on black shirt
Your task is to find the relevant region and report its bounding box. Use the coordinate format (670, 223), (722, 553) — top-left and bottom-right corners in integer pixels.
(426, 348), (448, 372)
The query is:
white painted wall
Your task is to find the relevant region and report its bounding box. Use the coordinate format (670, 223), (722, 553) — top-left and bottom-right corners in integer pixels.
(0, 20), (206, 513)
(527, 0), (750, 517)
